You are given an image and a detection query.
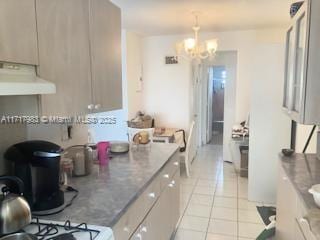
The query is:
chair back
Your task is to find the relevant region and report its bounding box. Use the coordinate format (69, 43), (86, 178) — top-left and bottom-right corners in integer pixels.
(185, 121), (195, 166)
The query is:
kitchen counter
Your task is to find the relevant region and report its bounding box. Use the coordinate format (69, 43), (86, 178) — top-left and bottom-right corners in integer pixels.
(42, 143), (179, 227)
(281, 153), (320, 238)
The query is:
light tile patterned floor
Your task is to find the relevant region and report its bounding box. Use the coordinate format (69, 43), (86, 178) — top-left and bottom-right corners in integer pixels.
(174, 144), (266, 240)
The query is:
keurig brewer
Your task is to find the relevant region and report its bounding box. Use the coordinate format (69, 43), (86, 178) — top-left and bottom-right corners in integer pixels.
(5, 140), (64, 211)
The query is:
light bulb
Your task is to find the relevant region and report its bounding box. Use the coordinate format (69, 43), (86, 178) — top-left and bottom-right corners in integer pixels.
(206, 39), (218, 53)
(184, 38), (196, 52)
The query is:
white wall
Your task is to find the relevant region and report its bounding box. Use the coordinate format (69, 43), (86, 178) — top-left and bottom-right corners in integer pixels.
(142, 29), (286, 139)
(248, 42), (291, 203)
(142, 35), (192, 131)
(126, 32), (144, 119)
(0, 124), (27, 175)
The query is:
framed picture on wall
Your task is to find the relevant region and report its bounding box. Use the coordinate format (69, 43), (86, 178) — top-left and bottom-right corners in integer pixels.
(165, 56), (179, 64)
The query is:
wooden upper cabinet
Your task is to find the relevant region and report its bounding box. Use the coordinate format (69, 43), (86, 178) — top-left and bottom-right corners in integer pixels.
(36, 0), (92, 116)
(89, 0), (122, 112)
(0, 0), (38, 65)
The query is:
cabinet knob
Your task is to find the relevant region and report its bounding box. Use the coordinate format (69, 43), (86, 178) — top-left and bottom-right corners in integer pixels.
(163, 174), (170, 179)
(87, 104), (94, 110)
(94, 104), (101, 110)
(169, 180), (176, 188)
(148, 192), (156, 198)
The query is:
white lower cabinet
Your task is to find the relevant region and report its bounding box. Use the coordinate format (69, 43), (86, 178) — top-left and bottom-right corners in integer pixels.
(276, 165), (316, 240)
(115, 153), (180, 240)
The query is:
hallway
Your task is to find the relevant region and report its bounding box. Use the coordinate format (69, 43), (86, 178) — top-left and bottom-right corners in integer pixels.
(175, 144), (266, 240)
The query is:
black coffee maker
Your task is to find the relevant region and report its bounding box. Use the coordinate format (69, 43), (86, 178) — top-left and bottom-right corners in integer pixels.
(5, 140), (64, 211)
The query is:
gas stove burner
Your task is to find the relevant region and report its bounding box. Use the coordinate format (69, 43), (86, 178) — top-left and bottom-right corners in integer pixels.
(25, 218), (100, 240)
(49, 233), (76, 240)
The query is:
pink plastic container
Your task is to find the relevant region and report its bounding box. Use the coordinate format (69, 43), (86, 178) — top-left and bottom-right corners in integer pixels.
(97, 141), (110, 165)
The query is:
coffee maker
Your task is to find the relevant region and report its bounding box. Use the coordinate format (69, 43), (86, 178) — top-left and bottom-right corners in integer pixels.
(5, 140), (64, 212)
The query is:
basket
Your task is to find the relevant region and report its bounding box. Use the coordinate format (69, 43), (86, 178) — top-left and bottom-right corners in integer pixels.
(127, 119), (153, 129)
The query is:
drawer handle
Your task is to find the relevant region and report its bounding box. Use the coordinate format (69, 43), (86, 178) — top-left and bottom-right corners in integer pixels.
(173, 161), (179, 166)
(148, 192), (156, 198)
(94, 104), (101, 110)
(163, 174), (170, 179)
(169, 180), (176, 188)
(87, 104), (94, 110)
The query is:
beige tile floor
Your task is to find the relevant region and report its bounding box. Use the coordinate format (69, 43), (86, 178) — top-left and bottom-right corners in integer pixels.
(174, 144), (266, 240)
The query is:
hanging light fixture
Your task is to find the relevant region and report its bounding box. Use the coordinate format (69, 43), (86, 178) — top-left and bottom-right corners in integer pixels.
(176, 13), (218, 60)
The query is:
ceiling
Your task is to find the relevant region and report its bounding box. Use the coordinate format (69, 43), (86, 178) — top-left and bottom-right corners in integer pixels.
(111, 0), (293, 36)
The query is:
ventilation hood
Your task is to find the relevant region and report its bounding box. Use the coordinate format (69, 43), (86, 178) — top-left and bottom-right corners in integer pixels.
(0, 62), (56, 96)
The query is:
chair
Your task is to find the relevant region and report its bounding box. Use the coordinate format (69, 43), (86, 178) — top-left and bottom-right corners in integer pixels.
(178, 121), (195, 177)
(127, 127), (155, 143)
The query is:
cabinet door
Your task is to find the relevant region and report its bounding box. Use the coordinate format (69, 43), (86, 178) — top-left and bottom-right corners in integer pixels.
(292, 12), (308, 114)
(89, 0), (122, 112)
(275, 166), (297, 240)
(169, 171), (180, 232)
(283, 26), (295, 110)
(144, 186), (172, 240)
(0, 0), (38, 65)
(36, 0), (92, 116)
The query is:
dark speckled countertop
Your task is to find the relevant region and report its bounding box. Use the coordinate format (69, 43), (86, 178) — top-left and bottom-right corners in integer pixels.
(281, 153), (320, 238)
(41, 143), (179, 227)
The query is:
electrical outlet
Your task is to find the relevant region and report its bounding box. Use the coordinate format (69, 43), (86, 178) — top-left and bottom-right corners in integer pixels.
(61, 124), (69, 141)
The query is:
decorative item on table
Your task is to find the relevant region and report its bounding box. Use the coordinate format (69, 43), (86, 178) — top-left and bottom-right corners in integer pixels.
(133, 131), (150, 145)
(154, 127), (165, 135)
(97, 141), (110, 165)
(127, 111), (154, 129)
(290, 1), (304, 18)
(232, 123), (249, 138)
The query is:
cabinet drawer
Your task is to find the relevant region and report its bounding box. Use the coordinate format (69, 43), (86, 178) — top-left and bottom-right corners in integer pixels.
(113, 175), (161, 239)
(160, 153), (180, 190)
(142, 175), (161, 211)
(113, 194), (145, 240)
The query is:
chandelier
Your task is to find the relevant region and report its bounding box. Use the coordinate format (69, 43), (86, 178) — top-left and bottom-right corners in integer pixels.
(175, 14), (218, 60)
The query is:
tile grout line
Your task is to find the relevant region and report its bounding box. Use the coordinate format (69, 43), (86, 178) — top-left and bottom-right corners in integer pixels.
(204, 158), (223, 240)
(175, 171), (200, 234)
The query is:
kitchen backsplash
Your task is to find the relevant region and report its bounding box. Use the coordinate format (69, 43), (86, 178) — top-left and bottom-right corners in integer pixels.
(0, 123), (27, 175)
(26, 123), (89, 148)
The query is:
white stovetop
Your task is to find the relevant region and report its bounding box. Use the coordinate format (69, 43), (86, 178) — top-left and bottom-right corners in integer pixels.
(23, 219), (114, 240)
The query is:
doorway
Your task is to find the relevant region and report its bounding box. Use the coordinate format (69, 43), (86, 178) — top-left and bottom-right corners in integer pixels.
(209, 66), (226, 145)
(199, 51), (237, 161)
